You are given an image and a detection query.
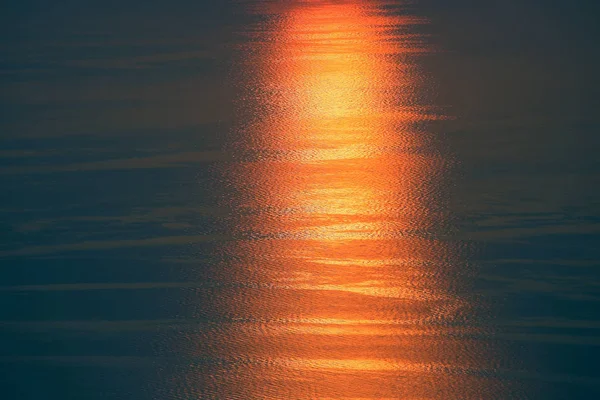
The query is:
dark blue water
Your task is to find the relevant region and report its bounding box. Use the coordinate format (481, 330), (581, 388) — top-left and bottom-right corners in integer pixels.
(2, 1), (599, 399)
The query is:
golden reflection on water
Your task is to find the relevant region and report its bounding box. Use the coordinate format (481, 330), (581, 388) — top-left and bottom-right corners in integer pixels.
(208, 1), (499, 398)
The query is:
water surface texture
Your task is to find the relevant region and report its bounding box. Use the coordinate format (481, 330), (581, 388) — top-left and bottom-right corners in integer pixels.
(1, 0), (600, 399)
(218, 2), (484, 398)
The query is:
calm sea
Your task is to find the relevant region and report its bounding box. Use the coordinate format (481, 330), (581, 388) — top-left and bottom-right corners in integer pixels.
(1, 0), (599, 399)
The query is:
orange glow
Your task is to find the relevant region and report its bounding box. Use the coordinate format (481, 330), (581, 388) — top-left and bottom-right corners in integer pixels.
(200, 1), (499, 399)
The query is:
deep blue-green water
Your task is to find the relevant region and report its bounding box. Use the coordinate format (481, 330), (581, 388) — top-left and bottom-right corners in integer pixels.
(2, 1), (600, 399)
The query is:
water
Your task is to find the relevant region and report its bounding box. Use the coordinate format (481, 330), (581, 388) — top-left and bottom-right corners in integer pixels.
(1, 1), (599, 399)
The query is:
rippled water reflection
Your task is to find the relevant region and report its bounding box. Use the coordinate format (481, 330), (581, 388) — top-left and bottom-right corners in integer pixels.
(5, 0), (599, 399)
(204, 1), (501, 398)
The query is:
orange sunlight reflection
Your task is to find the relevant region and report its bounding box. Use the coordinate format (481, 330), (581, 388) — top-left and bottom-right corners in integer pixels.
(210, 1), (496, 398)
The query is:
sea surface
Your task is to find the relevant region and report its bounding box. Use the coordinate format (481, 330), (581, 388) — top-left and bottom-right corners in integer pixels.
(1, 1), (600, 399)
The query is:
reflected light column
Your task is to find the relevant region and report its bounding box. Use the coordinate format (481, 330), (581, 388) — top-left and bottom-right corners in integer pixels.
(211, 1), (497, 399)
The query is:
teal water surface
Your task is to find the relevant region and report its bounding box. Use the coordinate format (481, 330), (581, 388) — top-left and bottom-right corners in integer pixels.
(1, 1), (600, 399)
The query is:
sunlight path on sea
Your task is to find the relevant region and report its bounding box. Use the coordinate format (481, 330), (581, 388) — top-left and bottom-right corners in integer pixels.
(172, 1), (516, 398)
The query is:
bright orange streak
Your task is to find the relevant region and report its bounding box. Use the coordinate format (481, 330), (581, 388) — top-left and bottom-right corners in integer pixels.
(228, 0), (458, 324)
(201, 1), (492, 399)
